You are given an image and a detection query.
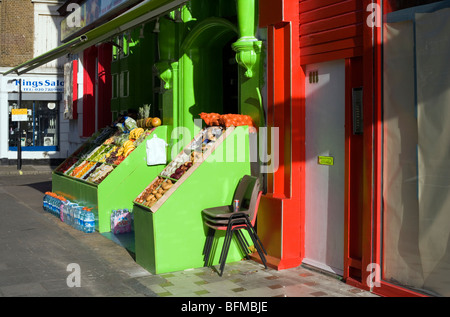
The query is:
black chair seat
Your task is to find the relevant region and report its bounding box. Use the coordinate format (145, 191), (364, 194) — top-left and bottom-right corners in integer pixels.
(203, 212), (249, 226)
(202, 207), (250, 220)
(202, 205), (233, 218)
(201, 175), (267, 276)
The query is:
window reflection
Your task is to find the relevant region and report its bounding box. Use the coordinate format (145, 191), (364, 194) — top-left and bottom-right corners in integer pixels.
(8, 100), (59, 149)
(382, 0), (450, 296)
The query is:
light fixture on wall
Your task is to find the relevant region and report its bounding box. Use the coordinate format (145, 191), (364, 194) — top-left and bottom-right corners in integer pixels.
(174, 8), (182, 23)
(139, 23), (145, 39)
(153, 18), (160, 33)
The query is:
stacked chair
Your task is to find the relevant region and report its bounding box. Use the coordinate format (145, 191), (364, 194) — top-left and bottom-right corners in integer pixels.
(202, 175), (267, 276)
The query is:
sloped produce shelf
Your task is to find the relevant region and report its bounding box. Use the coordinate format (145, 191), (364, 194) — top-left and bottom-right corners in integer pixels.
(133, 126), (253, 274)
(52, 125), (168, 233)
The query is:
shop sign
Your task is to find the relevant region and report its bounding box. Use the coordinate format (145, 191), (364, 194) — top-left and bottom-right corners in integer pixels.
(11, 108), (29, 122)
(9, 78), (64, 93)
(318, 156), (334, 166)
(61, 0), (143, 42)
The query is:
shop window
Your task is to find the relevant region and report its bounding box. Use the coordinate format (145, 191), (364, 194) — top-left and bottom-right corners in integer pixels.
(112, 73), (118, 99)
(120, 71), (129, 98)
(382, 0), (450, 296)
(112, 33), (132, 59)
(8, 100), (59, 151)
(112, 36), (120, 60)
(385, 0), (444, 13)
(122, 33), (129, 56)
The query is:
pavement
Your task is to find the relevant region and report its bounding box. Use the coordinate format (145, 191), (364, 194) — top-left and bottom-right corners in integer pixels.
(0, 164), (379, 304)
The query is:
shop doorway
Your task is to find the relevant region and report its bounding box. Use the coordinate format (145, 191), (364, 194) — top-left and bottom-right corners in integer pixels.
(178, 18), (239, 132)
(222, 38), (239, 115)
(304, 59), (346, 275)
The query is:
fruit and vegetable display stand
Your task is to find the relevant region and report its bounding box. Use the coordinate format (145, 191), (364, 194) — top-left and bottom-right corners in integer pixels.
(52, 124), (168, 233)
(133, 125), (253, 274)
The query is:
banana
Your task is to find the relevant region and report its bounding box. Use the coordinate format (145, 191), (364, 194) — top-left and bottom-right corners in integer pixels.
(124, 146), (135, 157)
(123, 140), (134, 149)
(136, 128), (144, 139)
(130, 128), (144, 140)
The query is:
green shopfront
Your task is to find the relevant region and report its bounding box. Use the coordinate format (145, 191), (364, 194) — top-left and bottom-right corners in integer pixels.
(3, 0), (267, 274)
(59, 0), (264, 141)
(82, 0), (264, 274)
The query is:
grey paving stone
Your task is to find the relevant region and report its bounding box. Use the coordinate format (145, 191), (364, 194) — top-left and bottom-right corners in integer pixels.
(0, 171), (379, 299)
(0, 282), (48, 297)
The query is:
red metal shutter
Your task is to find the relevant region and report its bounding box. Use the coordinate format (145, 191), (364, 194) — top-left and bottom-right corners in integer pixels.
(299, 0), (364, 65)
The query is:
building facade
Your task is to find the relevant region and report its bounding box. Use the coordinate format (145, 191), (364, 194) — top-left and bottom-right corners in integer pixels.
(257, 0), (450, 297)
(0, 0), (81, 165)
(4, 0), (449, 297)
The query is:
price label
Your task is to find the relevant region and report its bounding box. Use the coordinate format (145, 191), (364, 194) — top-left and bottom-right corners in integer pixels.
(318, 156), (334, 166)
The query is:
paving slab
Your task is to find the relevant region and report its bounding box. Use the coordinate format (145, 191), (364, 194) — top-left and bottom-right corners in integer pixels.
(0, 168), (379, 302)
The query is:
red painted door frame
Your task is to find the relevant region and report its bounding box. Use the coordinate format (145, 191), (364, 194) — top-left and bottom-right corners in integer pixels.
(257, 0), (305, 270)
(82, 46), (98, 138)
(344, 56), (364, 285)
(97, 43), (113, 129)
(340, 0), (377, 292)
(72, 59), (78, 120)
(369, 1), (427, 297)
(345, 0), (425, 296)
(82, 44), (113, 137)
(258, 0), (427, 297)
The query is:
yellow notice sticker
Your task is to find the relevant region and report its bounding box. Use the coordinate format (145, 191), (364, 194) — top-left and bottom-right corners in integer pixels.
(318, 156), (334, 166)
(11, 108), (28, 115)
(11, 108), (28, 122)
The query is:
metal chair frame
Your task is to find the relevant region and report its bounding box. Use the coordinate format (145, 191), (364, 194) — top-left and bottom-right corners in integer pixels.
(201, 175), (267, 276)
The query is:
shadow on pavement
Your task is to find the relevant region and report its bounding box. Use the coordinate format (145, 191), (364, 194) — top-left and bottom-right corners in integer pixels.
(20, 180), (52, 194)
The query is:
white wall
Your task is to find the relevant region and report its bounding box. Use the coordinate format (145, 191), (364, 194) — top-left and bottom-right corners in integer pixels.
(0, 72), (10, 160)
(34, 1), (65, 70)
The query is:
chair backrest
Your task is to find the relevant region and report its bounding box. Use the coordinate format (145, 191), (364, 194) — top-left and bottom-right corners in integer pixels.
(232, 175), (255, 203)
(232, 175), (262, 224)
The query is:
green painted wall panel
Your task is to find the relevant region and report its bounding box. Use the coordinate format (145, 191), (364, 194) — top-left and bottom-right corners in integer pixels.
(134, 126), (253, 274)
(134, 207), (156, 273)
(53, 126), (168, 233)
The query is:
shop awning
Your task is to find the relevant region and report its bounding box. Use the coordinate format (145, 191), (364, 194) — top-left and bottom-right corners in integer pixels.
(2, 37), (85, 76)
(3, 0), (188, 76)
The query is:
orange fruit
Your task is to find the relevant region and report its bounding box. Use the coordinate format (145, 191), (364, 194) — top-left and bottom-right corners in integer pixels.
(151, 117), (161, 127)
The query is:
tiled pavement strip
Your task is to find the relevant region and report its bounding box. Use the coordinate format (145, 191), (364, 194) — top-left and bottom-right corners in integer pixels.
(0, 166), (378, 298)
(138, 260), (377, 297)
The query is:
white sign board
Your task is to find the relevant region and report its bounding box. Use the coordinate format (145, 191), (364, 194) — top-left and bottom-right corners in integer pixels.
(9, 78), (64, 93)
(11, 108), (28, 122)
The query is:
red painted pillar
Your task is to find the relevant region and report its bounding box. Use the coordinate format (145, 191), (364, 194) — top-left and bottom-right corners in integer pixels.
(97, 43), (112, 129)
(72, 59), (78, 120)
(257, 0), (305, 270)
(343, 0), (381, 290)
(82, 46), (98, 137)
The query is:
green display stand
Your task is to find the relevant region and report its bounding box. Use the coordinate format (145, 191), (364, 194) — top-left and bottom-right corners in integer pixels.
(52, 125), (168, 233)
(134, 126), (253, 274)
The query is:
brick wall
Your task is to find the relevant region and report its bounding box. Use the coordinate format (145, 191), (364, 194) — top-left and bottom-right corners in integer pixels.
(0, 0), (34, 67)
